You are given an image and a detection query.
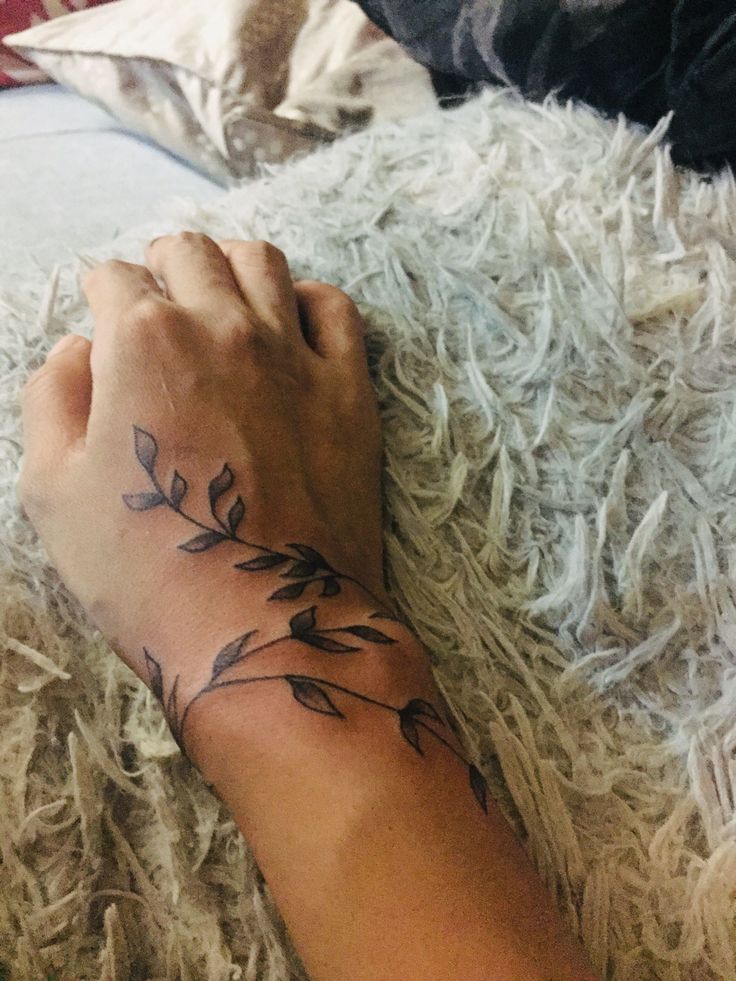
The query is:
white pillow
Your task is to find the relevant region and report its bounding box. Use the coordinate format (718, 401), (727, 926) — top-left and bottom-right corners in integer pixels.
(277, 0), (437, 132)
(5, 0), (333, 185)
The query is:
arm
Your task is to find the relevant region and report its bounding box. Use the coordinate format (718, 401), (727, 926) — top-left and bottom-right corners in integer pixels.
(20, 233), (596, 981)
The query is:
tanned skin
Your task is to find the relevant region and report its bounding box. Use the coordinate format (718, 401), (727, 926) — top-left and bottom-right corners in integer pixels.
(20, 233), (597, 981)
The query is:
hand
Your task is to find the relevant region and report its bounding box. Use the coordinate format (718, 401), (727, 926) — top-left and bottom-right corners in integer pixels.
(19, 234), (598, 981)
(20, 234), (392, 737)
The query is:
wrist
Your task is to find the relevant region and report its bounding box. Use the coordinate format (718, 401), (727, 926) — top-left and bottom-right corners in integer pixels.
(182, 606), (444, 802)
(132, 580), (428, 763)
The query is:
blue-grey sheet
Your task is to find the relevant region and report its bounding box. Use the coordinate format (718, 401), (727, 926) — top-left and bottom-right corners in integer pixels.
(0, 84), (221, 283)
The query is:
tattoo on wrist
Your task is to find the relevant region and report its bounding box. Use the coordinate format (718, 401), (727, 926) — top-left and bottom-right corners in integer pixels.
(123, 425), (489, 815)
(143, 635), (489, 815)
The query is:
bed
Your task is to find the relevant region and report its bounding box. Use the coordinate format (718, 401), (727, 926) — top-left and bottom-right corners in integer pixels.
(0, 83), (223, 286)
(3, 17), (736, 978)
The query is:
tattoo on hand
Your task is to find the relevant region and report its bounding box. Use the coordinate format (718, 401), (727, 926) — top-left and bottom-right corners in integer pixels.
(123, 426), (489, 815)
(124, 426), (394, 610)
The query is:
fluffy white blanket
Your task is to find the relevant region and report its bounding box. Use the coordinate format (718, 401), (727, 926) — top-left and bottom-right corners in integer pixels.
(2, 90), (736, 980)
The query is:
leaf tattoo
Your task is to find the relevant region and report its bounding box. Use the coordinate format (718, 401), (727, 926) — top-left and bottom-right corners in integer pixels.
(144, 649), (163, 702)
(299, 634), (360, 653)
(321, 577), (340, 597)
(170, 471), (188, 509)
(227, 496), (245, 536)
(287, 544), (335, 570)
(123, 428), (245, 554)
(122, 491), (165, 511)
(289, 607), (317, 637)
(166, 676), (181, 737)
(209, 464), (234, 510)
(283, 561), (319, 579)
(179, 530), (228, 553)
(265, 544), (342, 602)
(133, 426), (158, 475)
(403, 698), (442, 724)
(143, 649), (183, 747)
(125, 427), (487, 812)
(270, 581), (309, 601)
(369, 611), (405, 625)
(399, 709), (423, 755)
(397, 699), (442, 755)
(123, 427), (395, 612)
(264, 543), (343, 601)
(286, 676), (345, 717)
(341, 625), (394, 644)
(287, 606), (395, 653)
(235, 554), (290, 571)
(149, 634), (488, 814)
(211, 631), (257, 681)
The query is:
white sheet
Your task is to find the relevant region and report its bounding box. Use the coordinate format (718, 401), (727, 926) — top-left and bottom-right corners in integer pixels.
(0, 84), (222, 284)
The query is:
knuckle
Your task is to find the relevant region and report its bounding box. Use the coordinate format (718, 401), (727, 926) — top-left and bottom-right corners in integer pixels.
(330, 288), (360, 317)
(82, 258), (134, 289)
(236, 240), (286, 266)
(173, 230), (211, 248)
(147, 231), (212, 259)
(121, 297), (181, 338)
(340, 382), (373, 418)
(222, 323), (271, 362)
(302, 280), (360, 316)
(217, 316), (251, 345)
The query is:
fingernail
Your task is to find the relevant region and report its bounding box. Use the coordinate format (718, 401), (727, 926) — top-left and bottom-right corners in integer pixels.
(47, 335), (78, 358)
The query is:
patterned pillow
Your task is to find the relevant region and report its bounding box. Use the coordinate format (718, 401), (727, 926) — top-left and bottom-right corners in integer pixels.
(1, 0), (112, 87)
(5, 0), (435, 183)
(4, 0), (330, 183)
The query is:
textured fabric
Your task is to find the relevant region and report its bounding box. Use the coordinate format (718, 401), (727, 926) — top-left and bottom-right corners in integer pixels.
(5, 0), (435, 184)
(0, 0), (112, 87)
(353, 0), (736, 171)
(3, 89), (736, 979)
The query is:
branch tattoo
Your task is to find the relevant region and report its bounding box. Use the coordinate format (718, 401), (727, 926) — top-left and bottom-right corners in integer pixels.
(123, 426), (489, 814)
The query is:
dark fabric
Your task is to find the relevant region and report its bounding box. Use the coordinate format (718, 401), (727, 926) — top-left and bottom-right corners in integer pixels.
(354, 0), (736, 172)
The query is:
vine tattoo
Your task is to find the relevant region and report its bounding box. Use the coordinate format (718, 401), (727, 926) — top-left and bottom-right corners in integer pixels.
(123, 426), (489, 815)
(123, 425), (392, 610)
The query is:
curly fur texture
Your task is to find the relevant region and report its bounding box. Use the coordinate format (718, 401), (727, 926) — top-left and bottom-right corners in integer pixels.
(2, 90), (736, 979)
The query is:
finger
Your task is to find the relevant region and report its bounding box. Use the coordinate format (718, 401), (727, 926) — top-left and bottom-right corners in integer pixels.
(82, 258), (178, 384)
(217, 240), (301, 337)
(145, 232), (248, 329)
(82, 259), (164, 329)
(294, 281), (368, 367)
(22, 335), (93, 473)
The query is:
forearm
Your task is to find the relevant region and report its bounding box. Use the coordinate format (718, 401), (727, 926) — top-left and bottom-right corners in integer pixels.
(180, 600), (595, 981)
(22, 235), (597, 981)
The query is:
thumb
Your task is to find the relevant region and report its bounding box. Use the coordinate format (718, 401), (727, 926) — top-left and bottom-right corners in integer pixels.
(22, 334), (93, 474)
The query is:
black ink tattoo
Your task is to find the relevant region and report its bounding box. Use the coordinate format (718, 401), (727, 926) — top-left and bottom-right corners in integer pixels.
(125, 426), (488, 815)
(143, 644), (489, 815)
(123, 426), (392, 611)
(172, 604), (396, 751)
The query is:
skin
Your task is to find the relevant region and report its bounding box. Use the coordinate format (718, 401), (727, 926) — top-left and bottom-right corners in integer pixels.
(20, 233), (598, 981)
